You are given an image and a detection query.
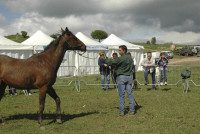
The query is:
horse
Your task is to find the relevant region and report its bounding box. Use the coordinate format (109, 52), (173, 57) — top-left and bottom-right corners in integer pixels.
(0, 27), (86, 129)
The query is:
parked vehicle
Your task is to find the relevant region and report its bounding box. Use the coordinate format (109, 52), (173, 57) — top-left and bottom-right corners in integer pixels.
(177, 47), (196, 56)
(160, 51), (174, 59)
(196, 47), (200, 57)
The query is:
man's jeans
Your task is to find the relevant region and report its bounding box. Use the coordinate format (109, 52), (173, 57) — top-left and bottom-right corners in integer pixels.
(117, 75), (135, 114)
(160, 69), (167, 82)
(101, 74), (110, 89)
(144, 69), (156, 88)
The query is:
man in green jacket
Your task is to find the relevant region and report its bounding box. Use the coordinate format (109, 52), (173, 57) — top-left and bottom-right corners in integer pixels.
(103, 45), (135, 116)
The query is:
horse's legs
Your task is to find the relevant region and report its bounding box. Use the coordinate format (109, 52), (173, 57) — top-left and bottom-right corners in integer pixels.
(0, 81), (7, 124)
(47, 87), (62, 124)
(38, 86), (47, 129)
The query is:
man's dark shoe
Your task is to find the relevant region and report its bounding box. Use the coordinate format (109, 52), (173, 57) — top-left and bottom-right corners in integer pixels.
(153, 87), (157, 90)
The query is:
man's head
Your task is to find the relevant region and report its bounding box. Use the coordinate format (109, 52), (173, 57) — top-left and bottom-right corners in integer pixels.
(160, 53), (165, 59)
(127, 52), (131, 57)
(99, 50), (105, 58)
(147, 52), (152, 59)
(112, 53), (118, 59)
(118, 45), (127, 55)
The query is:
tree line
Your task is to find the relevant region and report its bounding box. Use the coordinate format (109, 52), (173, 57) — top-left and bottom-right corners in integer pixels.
(6, 30), (157, 45)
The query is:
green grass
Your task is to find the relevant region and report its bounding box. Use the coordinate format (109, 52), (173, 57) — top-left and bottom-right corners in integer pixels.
(0, 74), (200, 134)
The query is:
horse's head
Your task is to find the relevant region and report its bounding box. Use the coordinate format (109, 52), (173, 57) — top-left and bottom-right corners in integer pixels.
(61, 27), (86, 52)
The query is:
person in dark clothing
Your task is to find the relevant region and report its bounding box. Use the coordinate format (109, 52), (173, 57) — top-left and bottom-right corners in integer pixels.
(158, 53), (168, 85)
(98, 51), (110, 90)
(8, 85), (17, 96)
(103, 45), (136, 116)
(111, 53), (118, 89)
(127, 52), (138, 90)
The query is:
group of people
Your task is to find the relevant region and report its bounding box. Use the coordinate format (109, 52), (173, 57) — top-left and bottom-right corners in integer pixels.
(98, 45), (169, 116)
(98, 51), (138, 91)
(141, 52), (168, 89)
(98, 45), (137, 116)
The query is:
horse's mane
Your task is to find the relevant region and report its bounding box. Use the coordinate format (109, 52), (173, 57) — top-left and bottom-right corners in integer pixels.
(42, 29), (74, 52)
(43, 35), (61, 52)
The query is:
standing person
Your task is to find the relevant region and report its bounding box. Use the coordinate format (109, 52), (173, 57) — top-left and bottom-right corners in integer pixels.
(98, 51), (110, 91)
(103, 45), (136, 116)
(8, 85), (17, 96)
(141, 52), (156, 89)
(158, 53), (168, 85)
(127, 52), (138, 90)
(111, 53), (118, 89)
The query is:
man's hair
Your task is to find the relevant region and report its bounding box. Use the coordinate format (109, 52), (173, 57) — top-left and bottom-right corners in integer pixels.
(160, 52), (165, 56)
(147, 52), (152, 54)
(127, 52), (131, 56)
(112, 53), (118, 56)
(119, 45), (127, 53)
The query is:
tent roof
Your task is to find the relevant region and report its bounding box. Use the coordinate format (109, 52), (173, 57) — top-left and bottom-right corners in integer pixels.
(22, 30), (54, 46)
(101, 34), (144, 49)
(76, 32), (107, 50)
(0, 35), (33, 50)
(0, 35), (21, 45)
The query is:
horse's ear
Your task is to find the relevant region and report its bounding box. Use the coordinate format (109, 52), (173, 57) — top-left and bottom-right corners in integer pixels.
(65, 27), (69, 32)
(61, 28), (65, 34)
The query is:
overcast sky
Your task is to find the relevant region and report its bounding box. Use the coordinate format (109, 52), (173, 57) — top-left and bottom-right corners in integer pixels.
(0, 0), (200, 44)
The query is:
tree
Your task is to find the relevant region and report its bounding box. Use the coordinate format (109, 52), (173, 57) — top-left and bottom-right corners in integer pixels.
(151, 37), (156, 44)
(50, 34), (58, 39)
(91, 30), (108, 42)
(146, 41), (150, 44)
(21, 31), (28, 38)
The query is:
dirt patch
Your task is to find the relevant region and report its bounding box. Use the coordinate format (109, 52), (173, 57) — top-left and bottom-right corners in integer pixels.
(169, 57), (200, 65)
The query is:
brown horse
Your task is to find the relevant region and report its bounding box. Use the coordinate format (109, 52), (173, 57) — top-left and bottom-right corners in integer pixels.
(0, 27), (86, 129)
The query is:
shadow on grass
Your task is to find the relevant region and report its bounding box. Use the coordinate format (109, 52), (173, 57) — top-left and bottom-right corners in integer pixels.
(5, 111), (99, 125)
(161, 88), (171, 91)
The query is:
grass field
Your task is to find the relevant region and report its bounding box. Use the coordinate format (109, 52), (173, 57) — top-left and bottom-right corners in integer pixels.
(0, 74), (200, 134)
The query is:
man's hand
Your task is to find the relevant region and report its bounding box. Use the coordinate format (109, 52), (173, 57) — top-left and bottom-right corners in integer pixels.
(104, 64), (108, 67)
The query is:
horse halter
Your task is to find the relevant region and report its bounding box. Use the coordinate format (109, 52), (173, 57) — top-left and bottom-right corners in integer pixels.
(62, 35), (84, 49)
(62, 35), (86, 55)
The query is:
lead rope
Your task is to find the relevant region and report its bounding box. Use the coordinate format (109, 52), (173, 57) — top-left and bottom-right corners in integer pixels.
(73, 50), (99, 59)
(62, 36), (99, 59)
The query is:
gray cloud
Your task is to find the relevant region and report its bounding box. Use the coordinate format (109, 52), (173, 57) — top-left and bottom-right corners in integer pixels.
(131, 0), (200, 32)
(3, 0), (200, 33)
(1, 0), (200, 44)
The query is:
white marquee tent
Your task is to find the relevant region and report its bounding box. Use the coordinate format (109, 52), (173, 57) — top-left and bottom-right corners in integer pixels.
(101, 34), (144, 70)
(21, 30), (54, 52)
(0, 35), (33, 59)
(75, 32), (108, 75)
(102, 34), (144, 50)
(76, 32), (108, 50)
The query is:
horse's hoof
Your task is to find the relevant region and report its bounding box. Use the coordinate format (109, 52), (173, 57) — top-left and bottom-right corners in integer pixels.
(56, 119), (62, 124)
(40, 126), (45, 130)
